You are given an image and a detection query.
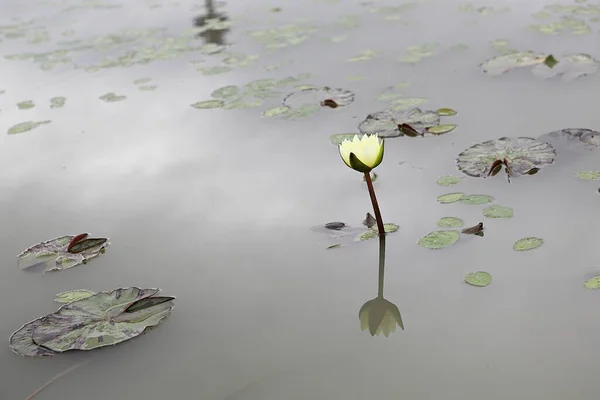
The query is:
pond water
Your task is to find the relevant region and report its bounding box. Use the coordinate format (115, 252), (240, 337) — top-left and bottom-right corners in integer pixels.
(1, 0), (600, 398)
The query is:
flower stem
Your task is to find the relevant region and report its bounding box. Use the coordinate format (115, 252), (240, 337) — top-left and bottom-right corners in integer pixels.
(364, 172), (385, 236)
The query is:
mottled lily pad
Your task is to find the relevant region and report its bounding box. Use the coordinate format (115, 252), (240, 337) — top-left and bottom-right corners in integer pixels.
(418, 230), (460, 249)
(457, 137), (556, 180)
(427, 124), (456, 135)
(513, 237), (543, 251)
(283, 86), (355, 109)
(7, 120), (51, 134)
(437, 192), (465, 204)
(460, 194), (494, 205)
(54, 289), (96, 304)
(584, 276), (600, 290)
(482, 205), (514, 218)
(50, 96), (66, 108)
(99, 93), (126, 102)
(17, 234), (110, 272)
(191, 100), (224, 109)
(436, 175), (462, 186)
(437, 108), (457, 116)
(358, 223), (399, 241)
(262, 106), (290, 118)
(17, 100), (35, 109)
(465, 271), (492, 287)
(577, 171), (600, 181)
(437, 217), (464, 228)
(10, 287), (174, 356)
(358, 108), (440, 138)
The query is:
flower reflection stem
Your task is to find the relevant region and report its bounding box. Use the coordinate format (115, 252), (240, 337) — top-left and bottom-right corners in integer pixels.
(377, 235), (386, 298)
(363, 172), (385, 236)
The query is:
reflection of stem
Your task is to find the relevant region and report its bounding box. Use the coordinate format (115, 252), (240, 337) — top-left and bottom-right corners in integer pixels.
(363, 172), (385, 236)
(377, 235), (386, 298)
(205, 0), (215, 17)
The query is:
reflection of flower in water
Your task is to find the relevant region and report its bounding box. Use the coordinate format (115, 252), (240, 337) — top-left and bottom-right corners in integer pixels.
(359, 297), (403, 337)
(194, 0), (230, 46)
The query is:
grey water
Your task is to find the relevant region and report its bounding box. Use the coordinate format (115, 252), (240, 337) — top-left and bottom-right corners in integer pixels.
(1, 0), (600, 398)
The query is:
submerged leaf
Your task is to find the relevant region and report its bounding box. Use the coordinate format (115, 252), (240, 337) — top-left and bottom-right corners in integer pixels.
(513, 237), (543, 251)
(465, 271), (492, 287)
(418, 230), (460, 249)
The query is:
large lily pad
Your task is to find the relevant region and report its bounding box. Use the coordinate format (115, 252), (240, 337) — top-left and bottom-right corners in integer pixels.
(283, 86), (355, 109)
(10, 287), (175, 356)
(358, 108), (440, 138)
(456, 137), (556, 179)
(17, 234), (110, 272)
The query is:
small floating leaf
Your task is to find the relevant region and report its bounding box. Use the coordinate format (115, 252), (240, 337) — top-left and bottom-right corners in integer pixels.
(17, 100), (35, 110)
(99, 93), (126, 102)
(436, 107), (457, 116)
(54, 289), (96, 304)
(460, 194), (494, 205)
(359, 230), (378, 241)
(437, 217), (463, 228)
(50, 96), (66, 109)
(263, 106), (290, 117)
(426, 124), (456, 135)
(211, 85), (240, 99)
(584, 276), (600, 290)
(513, 237), (543, 251)
(437, 192), (465, 204)
(543, 54), (558, 68)
(577, 171), (600, 181)
(191, 100), (224, 109)
(482, 205), (513, 218)
(418, 230), (460, 249)
(465, 271), (492, 287)
(436, 175), (462, 186)
(7, 120), (51, 135)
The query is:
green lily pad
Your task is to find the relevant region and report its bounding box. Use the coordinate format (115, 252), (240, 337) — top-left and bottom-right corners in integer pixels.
(437, 217), (464, 228)
(10, 287), (175, 356)
(359, 223), (400, 241)
(17, 100), (35, 109)
(54, 289), (96, 304)
(460, 194), (494, 205)
(436, 175), (462, 186)
(7, 120), (51, 135)
(482, 205), (513, 218)
(577, 171), (600, 181)
(436, 107), (457, 116)
(190, 100), (224, 109)
(211, 85), (240, 99)
(50, 96), (66, 108)
(437, 192), (465, 204)
(99, 93), (126, 102)
(426, 124), (456, 135)
(263, 106), (291, 117)
(418, 230), (460, 249)
(465, 271), (492, 287)
(584, 276), (600, 289)
(513, 237), (543, 251)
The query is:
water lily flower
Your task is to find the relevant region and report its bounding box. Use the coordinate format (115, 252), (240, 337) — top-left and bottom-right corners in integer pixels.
(359, 297), (403, 337)
(338, 134), (384, 173)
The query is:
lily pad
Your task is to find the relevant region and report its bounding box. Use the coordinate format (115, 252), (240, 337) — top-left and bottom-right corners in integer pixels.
(437, 192), (465, 204)
(577, 171), (600, 181)
(358, 108), (440, 138)
(457, 137), (556, 179)
(17, 234), (110, 272)
(191, 100), (224, 109)
(464, 271), (492, 287)
(436, 175), (462, 186)
(283, 86), (355, 109)
(262, 106), (291, 118)
(7, 120), (51, 134)
(358, 223), (400, 241)
(480, 51), (547, 76)
(437, 217), (464, 228)
(99, 93), (126, 102)
(50, 96), (66, 109)
(482, 205), (514, 218)
(54, 289), (96, 303)
(418, 230), (460, 249)
(584, 276), (600, 290)
(10, 287), (174, 356)
(513, 237), (544, 251)
(437, 107), (457, 116)
(426, 124), (456, 135)
(459, 194), (494, 205)
(211, 85), (240, 99)
(17, 100), (35, 109)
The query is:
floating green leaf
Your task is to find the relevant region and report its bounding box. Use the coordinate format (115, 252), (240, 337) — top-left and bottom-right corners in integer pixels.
(211, 85), (240, 99)
(436, 175), (462, 186)
(359, 223), (399, 241)
(437, 217), (464, 228)
(50, 97), (66, 108)
(262, 106), (290, 118)
(460, 194), (494, 205)
(577, 171), (600, 181)
(418, 230), (460, 249)
(7, 120), (51, 135)
(437, 192), (465, 204)
(191, 100), (224, 109)
(482, 205), (513, 218)
(513, 237), (543, 251)
(584, 276), (600, 290)
(465, 271), (492, 287)
(99, 93), (126, 102)
(436, 107), (457, 116)
(427, 124), (456, 135)
(17, 100), (35, 109)
(54, 289), (96, 304)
